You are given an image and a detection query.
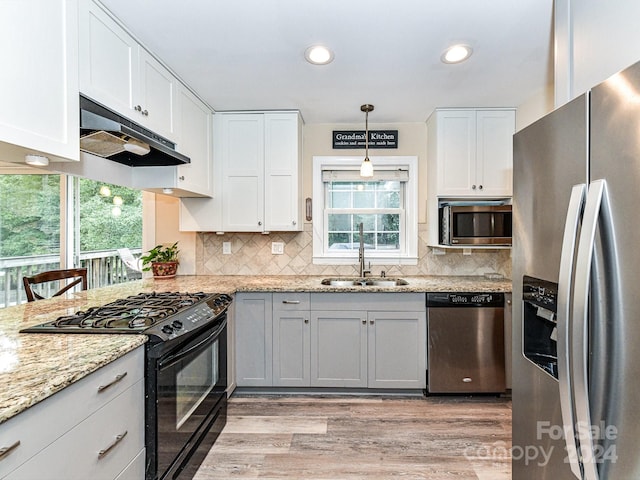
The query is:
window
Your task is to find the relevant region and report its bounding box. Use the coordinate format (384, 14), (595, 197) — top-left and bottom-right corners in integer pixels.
(0, 171), (143, 307)
(312, 156), (418, 265)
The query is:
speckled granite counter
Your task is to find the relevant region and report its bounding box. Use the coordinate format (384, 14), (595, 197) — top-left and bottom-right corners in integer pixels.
(0, 274), (510, 424)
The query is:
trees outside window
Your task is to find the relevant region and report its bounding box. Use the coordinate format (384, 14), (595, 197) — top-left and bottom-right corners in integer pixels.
(0, 174), (143, 306)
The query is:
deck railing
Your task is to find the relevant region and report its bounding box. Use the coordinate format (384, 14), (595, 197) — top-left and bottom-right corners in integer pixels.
(0, 248), (143, 308)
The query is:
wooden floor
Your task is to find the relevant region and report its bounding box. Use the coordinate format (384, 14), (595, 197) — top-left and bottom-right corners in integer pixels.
(194, 394), (512, 480)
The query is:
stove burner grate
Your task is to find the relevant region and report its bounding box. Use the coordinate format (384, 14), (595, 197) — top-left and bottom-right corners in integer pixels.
(47, 291), (211, 330)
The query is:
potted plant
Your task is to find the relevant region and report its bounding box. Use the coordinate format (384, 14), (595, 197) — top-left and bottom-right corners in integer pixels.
(141, 241), (180, 279)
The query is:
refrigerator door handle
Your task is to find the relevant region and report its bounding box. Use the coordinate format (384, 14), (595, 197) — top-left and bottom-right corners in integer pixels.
(558, 183), (587, 480)
(572, 179), (610, 480)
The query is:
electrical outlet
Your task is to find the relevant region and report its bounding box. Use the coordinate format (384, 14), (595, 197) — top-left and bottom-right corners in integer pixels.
(222, 242), (231, 254)
(271, 242), (284, 255)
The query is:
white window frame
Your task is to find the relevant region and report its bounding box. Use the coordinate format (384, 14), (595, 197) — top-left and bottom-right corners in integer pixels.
(312, 156), (418, 265)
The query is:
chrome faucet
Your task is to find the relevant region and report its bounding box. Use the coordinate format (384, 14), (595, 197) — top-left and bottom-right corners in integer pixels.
(358, 222), (371, 278)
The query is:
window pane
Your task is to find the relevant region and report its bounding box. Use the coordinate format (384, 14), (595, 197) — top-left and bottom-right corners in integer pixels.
(0, 174), (60, 257)
(79, 179), (142, 251)
(328, 232), (353, 250)
(377, 232), (399, 249)
(352, 214), (375, 231)
(376, 189), (400, 208)
(353, 190), (375, 208)
(328, 214), (351, 232)
(330, 191), (351, 208)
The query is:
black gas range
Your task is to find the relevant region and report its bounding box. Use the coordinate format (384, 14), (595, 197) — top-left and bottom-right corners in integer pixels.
(20, 291), (231, 340)
(21, 291), (232, 480)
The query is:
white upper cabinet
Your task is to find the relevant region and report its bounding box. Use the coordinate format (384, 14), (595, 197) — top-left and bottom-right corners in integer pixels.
(220, 113), (265, 231)
(137, 49), (177, 140)
(0, 0), (79, 163)
(175, 86), (213, 196)
(264, 113), (303, 231)
(134, 85), (213, 198)
(79, 0), (137, 119)
(215, 111), (303, 233)
(79, 0), (176, 141)
(427, 108), (515, 197)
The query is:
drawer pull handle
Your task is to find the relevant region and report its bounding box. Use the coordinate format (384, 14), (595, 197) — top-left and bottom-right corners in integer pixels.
(462, 377), (473, 383)
(98, 431), (128, 459)
(0, 440), (20, 460)
(97, 372), (128, 393)
(282, 300), (300, 304)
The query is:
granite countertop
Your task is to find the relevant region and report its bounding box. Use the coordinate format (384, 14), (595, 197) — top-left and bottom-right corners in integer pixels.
(0, 274), (511, 424)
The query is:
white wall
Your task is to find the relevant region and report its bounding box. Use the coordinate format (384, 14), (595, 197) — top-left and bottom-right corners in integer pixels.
(555, 0), (640, 105)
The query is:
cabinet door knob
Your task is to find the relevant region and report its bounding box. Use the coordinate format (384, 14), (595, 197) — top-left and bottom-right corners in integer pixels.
(142, 109), (148, 116)
(179, 176), (185, 181)
(258, 221), (262, 226)
(292, 221), (296, 226)
(472, 184), (477, 190)
(361, 319), (366, 325)
(304, 318), (309, 324)
(478, 185), (483, 190)
(134, 105), (142, 112)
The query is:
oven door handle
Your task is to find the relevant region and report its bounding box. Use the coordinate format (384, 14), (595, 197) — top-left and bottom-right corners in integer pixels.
(159, 316), (227, 371)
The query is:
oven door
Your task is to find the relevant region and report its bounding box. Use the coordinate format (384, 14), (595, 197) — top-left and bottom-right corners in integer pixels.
(148, 316), (227, 480)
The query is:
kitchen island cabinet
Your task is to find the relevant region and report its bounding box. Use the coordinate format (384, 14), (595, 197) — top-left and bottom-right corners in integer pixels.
(0, 347), (144, 480)
(0, 0), (79, 163)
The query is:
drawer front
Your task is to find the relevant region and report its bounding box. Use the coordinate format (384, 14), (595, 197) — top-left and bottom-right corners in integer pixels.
(114, 448), (145, 480)
(273, 292), (310, 311)
(5, 379), (145, 480)
(310, 292), (425, 312)
(0, 347), (143, 477)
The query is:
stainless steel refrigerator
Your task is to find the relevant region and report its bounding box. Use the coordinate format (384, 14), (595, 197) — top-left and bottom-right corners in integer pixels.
(513, 60), (640, 479)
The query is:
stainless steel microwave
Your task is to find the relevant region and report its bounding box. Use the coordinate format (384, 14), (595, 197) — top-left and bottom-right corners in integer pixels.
(439, 204), (512, 246)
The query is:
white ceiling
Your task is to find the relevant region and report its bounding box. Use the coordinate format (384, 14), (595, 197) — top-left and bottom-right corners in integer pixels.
(102, 0), (555, 125)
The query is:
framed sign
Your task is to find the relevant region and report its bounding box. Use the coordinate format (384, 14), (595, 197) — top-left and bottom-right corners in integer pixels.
(332, 130), (398, 149)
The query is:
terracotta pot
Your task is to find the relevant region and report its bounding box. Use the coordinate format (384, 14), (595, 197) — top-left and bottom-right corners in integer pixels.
(151, 261), (178, 278)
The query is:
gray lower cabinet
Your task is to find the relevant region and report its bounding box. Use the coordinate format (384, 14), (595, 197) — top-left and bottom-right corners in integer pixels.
(310, 311), (368, 387)
(273, 293), (311, 386)
(367, 311), (426, 389)
(235, 292), (273, 386)
(236, 291), (427, 389)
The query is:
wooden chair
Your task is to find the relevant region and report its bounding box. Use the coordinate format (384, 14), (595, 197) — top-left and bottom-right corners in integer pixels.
(22, 268), (88, 302)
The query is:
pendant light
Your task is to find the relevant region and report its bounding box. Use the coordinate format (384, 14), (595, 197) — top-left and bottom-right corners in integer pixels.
(360, 104), (374, 177)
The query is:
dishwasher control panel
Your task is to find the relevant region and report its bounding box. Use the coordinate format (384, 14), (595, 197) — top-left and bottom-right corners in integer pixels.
(427, 292), (505, 307)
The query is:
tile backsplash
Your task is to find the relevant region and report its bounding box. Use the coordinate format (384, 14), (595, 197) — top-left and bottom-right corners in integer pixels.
(196, 223), (512, 278)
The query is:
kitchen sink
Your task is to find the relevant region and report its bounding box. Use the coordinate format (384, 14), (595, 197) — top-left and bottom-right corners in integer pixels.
(321, 277), (408, 287)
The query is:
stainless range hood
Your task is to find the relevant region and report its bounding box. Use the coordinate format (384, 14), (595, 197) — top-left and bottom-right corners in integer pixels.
(80, 95), (190, 167)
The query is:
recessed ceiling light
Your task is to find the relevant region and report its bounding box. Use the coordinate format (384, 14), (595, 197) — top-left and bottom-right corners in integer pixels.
(305, 45), (334, 65)
(441, 44), (473, 64)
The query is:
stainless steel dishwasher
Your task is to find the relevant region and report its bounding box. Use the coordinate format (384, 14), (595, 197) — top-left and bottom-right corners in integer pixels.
(426, 292), (505, 393)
